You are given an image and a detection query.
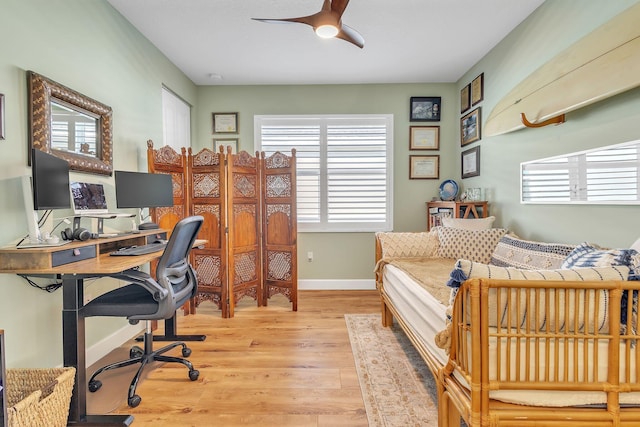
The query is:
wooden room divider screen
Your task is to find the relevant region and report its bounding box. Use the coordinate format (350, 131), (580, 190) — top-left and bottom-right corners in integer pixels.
(146, 141), (297, 318)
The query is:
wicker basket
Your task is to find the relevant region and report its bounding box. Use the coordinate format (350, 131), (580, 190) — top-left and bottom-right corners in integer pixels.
(5, 367), (75, 427)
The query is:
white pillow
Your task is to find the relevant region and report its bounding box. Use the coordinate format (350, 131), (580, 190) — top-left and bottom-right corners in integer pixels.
(441, 215), (495, 230)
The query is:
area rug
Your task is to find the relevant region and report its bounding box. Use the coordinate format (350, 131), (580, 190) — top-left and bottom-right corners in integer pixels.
(345, 313), (438, 426)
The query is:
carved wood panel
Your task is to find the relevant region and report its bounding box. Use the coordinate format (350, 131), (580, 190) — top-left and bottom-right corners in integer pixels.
(147, 142), (297, 318)
(188, 147), (229, 316)
(226, 150), (263, 317)
(261, 151), (298, 311)
(147, 140), (190, 313)
(147, 140), (188, 236)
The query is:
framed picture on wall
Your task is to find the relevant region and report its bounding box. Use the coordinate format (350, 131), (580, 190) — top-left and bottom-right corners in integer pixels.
(410, 96), (441, 122)
(214, 138), (238, 153)
(462, 146), (480, 179)
(471, 73), (484, 106)
(212, 112), (238, 133)
(460, 107), (481, 146)
(409, 155), (439, 179)
(410, 126), (439, 150)
(460, 84), (470, 114)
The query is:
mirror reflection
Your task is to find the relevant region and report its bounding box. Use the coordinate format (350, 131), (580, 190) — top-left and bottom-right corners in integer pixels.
(51, 101), (100, 157)
(28, 70), (113, 175)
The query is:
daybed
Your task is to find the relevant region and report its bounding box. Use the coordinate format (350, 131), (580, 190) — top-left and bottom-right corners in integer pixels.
(375, 224), (640, 426)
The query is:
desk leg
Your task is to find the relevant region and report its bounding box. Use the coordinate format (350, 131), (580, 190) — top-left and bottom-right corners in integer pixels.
(62, 276), (134, 427)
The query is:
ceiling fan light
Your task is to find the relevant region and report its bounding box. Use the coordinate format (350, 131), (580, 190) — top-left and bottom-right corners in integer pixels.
(315, 24), (339, 38)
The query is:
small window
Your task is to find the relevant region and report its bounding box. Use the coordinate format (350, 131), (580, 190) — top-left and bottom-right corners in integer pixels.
(255, 114), (394, 232)
(521, 140), (640, 204)
(162, 86), (191, 149)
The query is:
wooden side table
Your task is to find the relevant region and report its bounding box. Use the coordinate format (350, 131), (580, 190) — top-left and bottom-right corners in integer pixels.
(426, 201), (489, 230)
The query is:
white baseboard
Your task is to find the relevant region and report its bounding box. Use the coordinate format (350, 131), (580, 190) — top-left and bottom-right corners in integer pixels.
(298, 279), (376, 290)
(85, 323), (145, 368)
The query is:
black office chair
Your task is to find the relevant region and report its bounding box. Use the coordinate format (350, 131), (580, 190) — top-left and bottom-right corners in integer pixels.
(82, 215), (204, 408)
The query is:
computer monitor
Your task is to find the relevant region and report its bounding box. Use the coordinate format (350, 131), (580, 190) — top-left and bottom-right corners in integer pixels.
(31, 149), (71, 211)
(21, 149), (71, 245)
(114, 171), (173, 229)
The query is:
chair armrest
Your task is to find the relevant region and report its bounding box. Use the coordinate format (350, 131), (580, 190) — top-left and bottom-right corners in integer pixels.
(110, 269), (169, 302)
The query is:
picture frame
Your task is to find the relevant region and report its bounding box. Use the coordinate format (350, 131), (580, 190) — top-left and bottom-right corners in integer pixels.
(410, 126), (439, 150)
(212, 112), (238, 133)
(214, 138), (238, 153)
(460, 107), (481, 146)
(409, 155), (439, 179)
(410, 96), (441, 122)
(471, 73), (484, 106)
(0, 93), (5, 140)
(460, 84), (470, 114)
(462, 146), (480, 179)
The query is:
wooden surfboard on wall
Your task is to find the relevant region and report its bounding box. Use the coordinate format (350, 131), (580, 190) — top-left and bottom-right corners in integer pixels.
(484, 2), (640, 137)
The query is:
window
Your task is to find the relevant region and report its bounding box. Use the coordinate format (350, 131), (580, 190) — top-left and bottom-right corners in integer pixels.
(255, 115), (393, 232)
(162, 86), (191, 149)
(521, 140), (640, 204)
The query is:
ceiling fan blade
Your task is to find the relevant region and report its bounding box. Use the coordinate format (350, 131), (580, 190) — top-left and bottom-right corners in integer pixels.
(337, 24), (364, 48)
(251, 16), (315, 26)
(330, 0), (350, 18)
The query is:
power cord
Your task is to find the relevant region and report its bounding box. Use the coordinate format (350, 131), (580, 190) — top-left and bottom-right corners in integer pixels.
(15, 214), (70, 247)
(19, 274), (62, 293)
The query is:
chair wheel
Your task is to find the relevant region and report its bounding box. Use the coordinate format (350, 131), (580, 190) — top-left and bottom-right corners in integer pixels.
(189, 369), (199, 381)
(128, 394), (142, 408)
(88, 380), (102, 392)
(130, 346), (143, 358)
(182, 347), (192, 357)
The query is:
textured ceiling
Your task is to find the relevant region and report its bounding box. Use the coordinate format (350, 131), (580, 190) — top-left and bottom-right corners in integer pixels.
(107, 0), (545, 86)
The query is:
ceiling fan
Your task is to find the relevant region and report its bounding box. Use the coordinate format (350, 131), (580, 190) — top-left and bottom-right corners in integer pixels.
(252, 0), (365, 49)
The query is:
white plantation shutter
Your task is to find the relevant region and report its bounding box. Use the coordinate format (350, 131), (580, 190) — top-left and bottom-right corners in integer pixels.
(162, 86), (191, 149)
(256, 115), (393, 232)
(521, 140), (640, 204)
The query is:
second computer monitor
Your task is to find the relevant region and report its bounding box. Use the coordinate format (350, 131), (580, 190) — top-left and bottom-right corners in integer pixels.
(114, 171), (174, 209)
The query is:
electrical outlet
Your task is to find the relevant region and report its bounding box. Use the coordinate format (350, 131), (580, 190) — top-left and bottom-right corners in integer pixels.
(307, 251), (313, 262)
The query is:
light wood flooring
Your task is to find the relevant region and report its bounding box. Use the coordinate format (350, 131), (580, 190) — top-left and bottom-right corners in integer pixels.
(88, 290), (381, 426)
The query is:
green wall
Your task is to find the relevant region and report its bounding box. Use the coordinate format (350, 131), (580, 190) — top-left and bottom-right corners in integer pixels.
(0, 0), (197, 367)
(194, 83), (458, 280)
(456, 0), (640, 247)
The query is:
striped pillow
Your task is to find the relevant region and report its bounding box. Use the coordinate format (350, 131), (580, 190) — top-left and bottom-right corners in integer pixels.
(447, 259), (630, 333)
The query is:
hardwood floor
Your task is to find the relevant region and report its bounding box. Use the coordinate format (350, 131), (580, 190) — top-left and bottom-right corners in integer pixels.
(90, 290), (381, 426)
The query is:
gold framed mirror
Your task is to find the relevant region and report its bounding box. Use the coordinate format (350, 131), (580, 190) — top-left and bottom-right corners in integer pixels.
(27, 71), (113, 175)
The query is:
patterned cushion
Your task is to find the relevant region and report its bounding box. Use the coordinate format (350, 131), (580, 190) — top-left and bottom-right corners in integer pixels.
(490, 235), (576, 270)
(437, 227), (508, 264)
(441, 215), (495, 230)
(561, 243), (640, 333)
(561, 243), (639, 280)
(376, 231), (439, 258)
(447, 259), (631, 333)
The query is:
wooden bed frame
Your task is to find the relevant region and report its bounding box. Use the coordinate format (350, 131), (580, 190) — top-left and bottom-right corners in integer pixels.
(375, 235), (640, 426)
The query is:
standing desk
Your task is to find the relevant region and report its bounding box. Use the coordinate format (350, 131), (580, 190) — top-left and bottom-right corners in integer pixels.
(0, 230), (205, 426)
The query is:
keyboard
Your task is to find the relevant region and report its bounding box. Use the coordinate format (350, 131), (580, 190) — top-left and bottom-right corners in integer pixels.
(109, 241), (167, 256)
